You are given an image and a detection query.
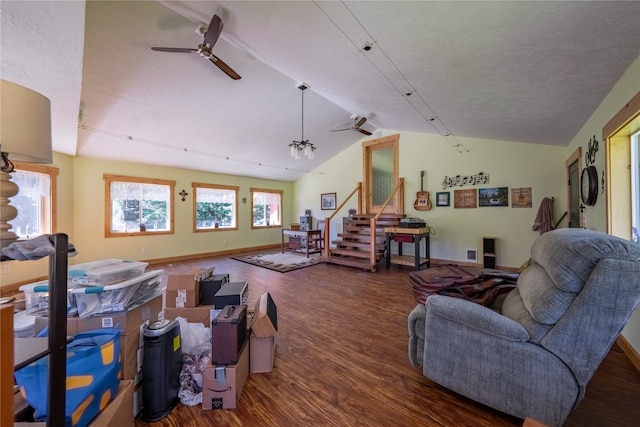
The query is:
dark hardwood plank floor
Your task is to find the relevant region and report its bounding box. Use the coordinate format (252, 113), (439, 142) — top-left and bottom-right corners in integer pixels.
(137, 254), (640, 427)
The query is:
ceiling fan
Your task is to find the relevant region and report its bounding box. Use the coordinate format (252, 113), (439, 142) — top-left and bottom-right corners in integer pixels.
(151, 13), (241, 80)
(332, 114), (372, 136)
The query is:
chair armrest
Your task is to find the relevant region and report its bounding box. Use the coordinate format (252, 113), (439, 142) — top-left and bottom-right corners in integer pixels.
(425, 295), (530, 341)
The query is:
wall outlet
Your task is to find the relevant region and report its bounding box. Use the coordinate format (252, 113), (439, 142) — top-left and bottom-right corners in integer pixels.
(222, 240), (227, 246)
(141, 246), (148, 254)
(2, 264), (10, 274)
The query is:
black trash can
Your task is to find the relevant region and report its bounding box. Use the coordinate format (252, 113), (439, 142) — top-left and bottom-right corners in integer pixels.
(141, 319), (182, 421)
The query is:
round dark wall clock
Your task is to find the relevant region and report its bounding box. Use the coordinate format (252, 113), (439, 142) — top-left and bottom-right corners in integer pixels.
(581, 165), (598, 206)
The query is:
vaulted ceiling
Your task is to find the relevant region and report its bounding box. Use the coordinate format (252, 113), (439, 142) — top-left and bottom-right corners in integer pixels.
(2, 1), (639, 181)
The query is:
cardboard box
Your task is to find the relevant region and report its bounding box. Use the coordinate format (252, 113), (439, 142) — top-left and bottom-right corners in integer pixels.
(164, 305), (214, 326)
(34, 293), (162, 380)
(166, 267), (213, 308)
(251, 292), (277, 338)
(34, 293), (162, 336)
(250, 332), (276, 373)
(14, 379), (134, 427)
(202, 341), (249, 410)
(88, 379), (134, 427)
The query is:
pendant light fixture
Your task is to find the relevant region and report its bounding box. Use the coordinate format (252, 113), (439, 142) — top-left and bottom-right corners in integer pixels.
(289, 82), (315, 160)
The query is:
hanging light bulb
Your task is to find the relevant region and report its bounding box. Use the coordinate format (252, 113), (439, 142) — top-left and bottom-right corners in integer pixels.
(289, 82), (316, 160)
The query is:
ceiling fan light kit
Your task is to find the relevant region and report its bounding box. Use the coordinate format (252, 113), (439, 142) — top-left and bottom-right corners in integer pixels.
(151, 13), (241, 80)
(290, 82), (315, 160)
(331, 114), (373, 136)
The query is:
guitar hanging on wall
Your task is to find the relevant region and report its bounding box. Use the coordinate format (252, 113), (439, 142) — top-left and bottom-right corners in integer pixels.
(414, 171), (432, 211)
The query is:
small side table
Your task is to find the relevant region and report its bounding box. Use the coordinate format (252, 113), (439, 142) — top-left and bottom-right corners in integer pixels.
(384, 227), (431, 270)
(282, 229), (321, 258)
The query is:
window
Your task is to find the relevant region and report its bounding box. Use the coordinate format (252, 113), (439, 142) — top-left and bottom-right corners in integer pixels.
(363, 134), (400, 214)
(251, 188), (282, 228)
(604, 89), (639, 240)
(632, 130), (640, 243)
(193, 183), (238, 232)
(9, 162), (58, 239)
(104, 174), (175, 237)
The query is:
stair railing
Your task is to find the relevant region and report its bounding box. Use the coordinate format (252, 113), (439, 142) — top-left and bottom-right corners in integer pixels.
(369, 178), (405, 263)
(322, 183), (362, 256)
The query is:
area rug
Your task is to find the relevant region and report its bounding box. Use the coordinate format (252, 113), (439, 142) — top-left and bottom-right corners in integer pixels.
(231, 252), (323, 273)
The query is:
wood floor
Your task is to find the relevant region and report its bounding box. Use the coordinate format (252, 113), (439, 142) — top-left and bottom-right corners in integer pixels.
(137, 253), (640, 427)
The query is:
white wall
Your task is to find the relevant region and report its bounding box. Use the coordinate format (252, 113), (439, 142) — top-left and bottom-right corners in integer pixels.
(294, 132), (567, 269)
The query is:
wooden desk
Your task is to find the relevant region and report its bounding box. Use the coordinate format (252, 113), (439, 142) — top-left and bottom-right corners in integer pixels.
(384, 227), (431, 270)
(282, 229), (321, 258)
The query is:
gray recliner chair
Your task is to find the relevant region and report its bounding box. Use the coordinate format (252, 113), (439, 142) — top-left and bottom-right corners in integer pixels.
(408, 228), (640, 426)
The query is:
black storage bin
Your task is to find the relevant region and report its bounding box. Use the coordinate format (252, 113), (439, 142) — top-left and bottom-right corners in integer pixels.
(200, 273), (230, 305)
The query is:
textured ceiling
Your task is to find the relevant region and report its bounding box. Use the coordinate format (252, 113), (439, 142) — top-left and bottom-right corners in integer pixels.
(2, 1), (640, 181)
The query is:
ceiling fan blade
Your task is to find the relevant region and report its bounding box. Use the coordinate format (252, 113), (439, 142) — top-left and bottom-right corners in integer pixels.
(331, 128), (351, 132)
(151, 47), (197, 53)
(358, 128), (372, 136)
(203, 15), (224, 47)
(209, 55), (241, 80)
(355, 117), (367, 128)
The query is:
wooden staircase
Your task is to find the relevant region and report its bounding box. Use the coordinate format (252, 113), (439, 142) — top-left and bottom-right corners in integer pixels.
(321, 214), (403, 271)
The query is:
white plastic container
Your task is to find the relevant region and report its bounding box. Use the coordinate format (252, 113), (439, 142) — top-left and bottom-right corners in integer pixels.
(19, 280), (79, 316)
(14, 310), (37, 337)
(68, 258), (148, 286)
(70, 269), (163, 318)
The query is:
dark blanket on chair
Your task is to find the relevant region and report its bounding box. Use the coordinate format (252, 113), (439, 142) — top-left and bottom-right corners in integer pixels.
(409, 264), (518, 306)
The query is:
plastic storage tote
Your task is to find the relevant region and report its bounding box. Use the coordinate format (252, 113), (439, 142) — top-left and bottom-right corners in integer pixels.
(68, 258), (148, 286)
(70, 269), (163, 318)
(20, 280), (80, 316)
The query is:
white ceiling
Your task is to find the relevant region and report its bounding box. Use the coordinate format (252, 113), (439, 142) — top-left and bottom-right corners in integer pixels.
(2, 1), (640, 181)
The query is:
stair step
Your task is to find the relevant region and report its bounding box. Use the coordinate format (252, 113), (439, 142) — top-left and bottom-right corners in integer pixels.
(339, 230), (387, 239)
(329, 248), (379, 259)
(333, 240), (386, 250)
(343, 225), (389, 233)
(321, 255), (379, 272)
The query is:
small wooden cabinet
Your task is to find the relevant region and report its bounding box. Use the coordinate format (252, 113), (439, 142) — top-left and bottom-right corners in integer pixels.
(282, 229), (321, 258)
(483, 237), (496, 269)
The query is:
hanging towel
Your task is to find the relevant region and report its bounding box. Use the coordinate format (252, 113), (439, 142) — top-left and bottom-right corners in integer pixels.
(532, 197), (554, 235)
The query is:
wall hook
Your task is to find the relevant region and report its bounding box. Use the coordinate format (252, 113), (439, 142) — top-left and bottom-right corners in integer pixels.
(179, 189), (188, 201)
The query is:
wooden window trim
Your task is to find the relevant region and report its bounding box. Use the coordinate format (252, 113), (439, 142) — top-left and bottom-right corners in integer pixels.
(250, 187), (283, 229)
(13, 161), (59, 234)
(192, 182), (239, 233)
(103, 174), (175, 237)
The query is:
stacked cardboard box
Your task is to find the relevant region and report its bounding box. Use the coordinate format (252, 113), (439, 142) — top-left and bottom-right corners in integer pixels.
(201, 341), (249, 410)
(15, 379), (134, 427)
(34, 292), (163, 382)
(250, 292), (278, 373)
(164, 267), (216, 325)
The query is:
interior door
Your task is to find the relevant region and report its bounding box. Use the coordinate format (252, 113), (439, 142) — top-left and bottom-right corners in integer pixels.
(362, 134), (400, 214)
(566, 147), (583, 228)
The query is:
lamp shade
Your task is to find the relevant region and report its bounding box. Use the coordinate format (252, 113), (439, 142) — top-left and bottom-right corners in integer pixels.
(1, 79), (52, 164)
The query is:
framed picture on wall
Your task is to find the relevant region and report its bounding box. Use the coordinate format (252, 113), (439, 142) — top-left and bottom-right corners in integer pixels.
(511, 187), (532, 208)
(478, 187), (509, 207)
(321, 193), (337, 210)
(453, 189), (477, 208)
(436, 192), (450, 207)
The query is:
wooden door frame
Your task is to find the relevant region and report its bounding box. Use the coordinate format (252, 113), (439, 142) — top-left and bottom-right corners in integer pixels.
(362, 134), (401, 215)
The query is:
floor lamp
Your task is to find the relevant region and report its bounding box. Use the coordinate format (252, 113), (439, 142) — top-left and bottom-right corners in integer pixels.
(1, 80), (53, 249)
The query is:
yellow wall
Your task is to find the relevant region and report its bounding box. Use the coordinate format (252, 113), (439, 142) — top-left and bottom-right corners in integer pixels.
(1, 152), (75, 286)
(566, 55), (640, 352)
(1, 156), (292, 287)
(295, 132), (566, 269)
